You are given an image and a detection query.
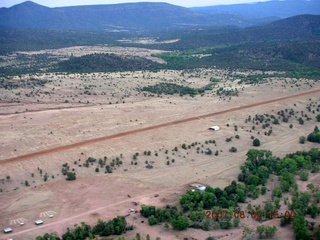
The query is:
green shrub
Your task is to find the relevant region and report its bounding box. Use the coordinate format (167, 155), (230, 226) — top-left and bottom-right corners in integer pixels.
(299, 136), (306, 144)
(66, 172), (76, 181)
(253, 138), (261, 147)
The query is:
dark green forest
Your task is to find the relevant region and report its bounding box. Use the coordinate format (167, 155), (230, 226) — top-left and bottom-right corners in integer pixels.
(53, 53), (161, 73)
(0, 29), (124, 55)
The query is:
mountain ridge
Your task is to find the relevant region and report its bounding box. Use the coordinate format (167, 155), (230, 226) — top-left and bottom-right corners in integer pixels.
(1, 0), (318, 31)
(0, 1), (210, 31)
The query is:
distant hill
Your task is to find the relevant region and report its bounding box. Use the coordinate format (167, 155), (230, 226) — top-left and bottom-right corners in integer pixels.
(0, 14), (319, 55)
(0, 1), (222, 31)
(191, 0), (320, 19)
(0, 1), (307, 32)
(165, 15), (320, 50)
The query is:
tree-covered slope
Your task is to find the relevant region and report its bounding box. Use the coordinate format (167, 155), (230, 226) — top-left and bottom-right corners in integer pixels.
(154, 39), (320, 79)
(163, 15), (320, 51)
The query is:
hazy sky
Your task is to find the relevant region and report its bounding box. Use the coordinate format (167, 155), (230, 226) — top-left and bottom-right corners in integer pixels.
(1, 0), (271, 8)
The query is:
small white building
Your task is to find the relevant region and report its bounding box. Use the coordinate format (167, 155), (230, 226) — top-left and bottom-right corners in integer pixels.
(35, 220), (44, 225)
(209, 126), (220, 131)
(3, 227), (12, 233)
(197, 186), (206, 191)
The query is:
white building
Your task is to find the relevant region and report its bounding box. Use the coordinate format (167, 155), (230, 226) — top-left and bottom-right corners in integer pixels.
(3, 227), (12, 233)
(209, 126), (220, 131)
(35, 220), (44, 225)
(197, 186), (206, 191)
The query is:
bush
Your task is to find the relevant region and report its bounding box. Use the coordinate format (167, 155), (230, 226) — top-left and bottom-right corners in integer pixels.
(205, 148), (212, 155)
(298, 118), (304, 125)
(299, 170), (309, 181)
(148, 215), (158, 226)
(172, 216), (189, 230)
(307, 126), (320, 143)
(36, 233), (60, 240)
(253, 138), (261, 147)
(256, 225), (277, 239)
(106, 165), (112, 173)
(229, 147), (237, 152)
(66, 172), (76, 181)
(307, 132), (320, 143)
(299, 136), (306, 144)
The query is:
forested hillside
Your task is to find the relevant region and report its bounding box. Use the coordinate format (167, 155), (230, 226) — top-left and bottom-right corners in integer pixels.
(1, 0), (318, 31)
(0, 29), (124, 55)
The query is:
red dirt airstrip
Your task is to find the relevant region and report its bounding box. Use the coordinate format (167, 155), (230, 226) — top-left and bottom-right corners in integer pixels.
(1, 88), (320, 165)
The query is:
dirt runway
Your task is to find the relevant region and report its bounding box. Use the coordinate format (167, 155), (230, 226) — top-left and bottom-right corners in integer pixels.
(1, 88), (319, 165)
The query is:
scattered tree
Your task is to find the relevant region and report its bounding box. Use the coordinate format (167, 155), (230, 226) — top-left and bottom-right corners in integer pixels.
(299, 136), (306, 144)
(253, 138), (261, 147)
(66, 172), (76, 181)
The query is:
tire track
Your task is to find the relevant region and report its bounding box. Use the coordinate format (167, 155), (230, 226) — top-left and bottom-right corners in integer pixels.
(1, 88), (319, 165)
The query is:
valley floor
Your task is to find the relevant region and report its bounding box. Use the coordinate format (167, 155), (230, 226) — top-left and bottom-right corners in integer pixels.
(0, 66), (320, 239)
